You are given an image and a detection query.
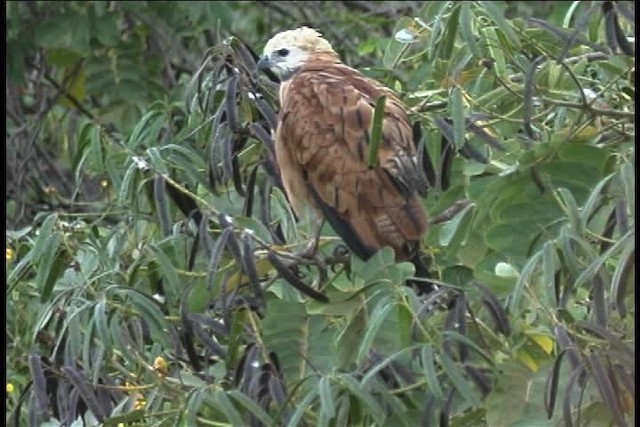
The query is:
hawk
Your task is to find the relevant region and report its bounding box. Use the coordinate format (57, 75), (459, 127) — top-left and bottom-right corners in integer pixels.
(257, 27), (432, 292)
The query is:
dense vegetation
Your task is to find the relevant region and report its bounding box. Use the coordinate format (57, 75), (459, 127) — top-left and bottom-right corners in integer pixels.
(6, 1), (635, 426)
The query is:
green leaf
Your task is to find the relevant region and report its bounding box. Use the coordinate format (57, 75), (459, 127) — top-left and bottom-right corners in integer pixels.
(356, 296), (395, 363)
(460, 3), (481, 58)
(102, 409), (146, 426)
(318, 376), (336, 425)
(93, 298), (111, 349)
(31, 214), (59, 261)
(262, 300), (335, 382)
(439, 201), (476, 246)
(212, 389), (244, 426)
(485, 361), (555, 427)
(112, 287), (170, 348)
(368, 95), (387, 168)
(45, 48), (83, 68)
(479, 1), (521, 49)
(340, 375), (386, 425)
(91, 12), (120, 47)
(619, 159), (634, 216)
(118, 162), (141, 206)
(148, 245), (181, 293)
(128, 109), (165, 150)
(539, 159), (604, 202)
(233, 217), (274, 244)
(336, 301), (368, 368)
(35, 11), (91, 55)
(361, 345), (419, 387)
(270, 186), (299, 243)
(450, 86), (466, 150)
(147, 147), (170, 176)
(439, 2), (461, 60)
(287, 387), (319, 427)
(481, 26), (507, 78)
(509, 251), (543, 314)
(153, 175), (172, 236)
(421, 345), (445, 400)
(440, 352), (482, 406)
(574, 230), (632, 290)
(554, 188), (583, 236)
(227, 390), (273, 426)
(36, 233), (65, 303)
(541, 242), (559, 307)
(383, 17), (419, 68)
(89, 125), (105, 172)
(185, 389), (205, 425)
(424, 2), (454, 62)
(441, 330), (495, 365)
(581, 174), (614, 223)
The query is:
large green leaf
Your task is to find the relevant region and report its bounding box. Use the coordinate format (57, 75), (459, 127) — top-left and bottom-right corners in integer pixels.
(35, 10), (91, 56)
(262, 300), (336, 384)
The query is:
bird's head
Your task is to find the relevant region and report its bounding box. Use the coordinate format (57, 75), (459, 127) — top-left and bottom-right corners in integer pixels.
(257, 27), (337, 81)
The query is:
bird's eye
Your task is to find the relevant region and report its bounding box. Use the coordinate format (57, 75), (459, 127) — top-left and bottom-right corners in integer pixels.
(276, 48), (290, 57)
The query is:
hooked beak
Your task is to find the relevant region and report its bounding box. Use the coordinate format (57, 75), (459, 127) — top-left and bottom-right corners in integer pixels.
(257, 56), (274, 71)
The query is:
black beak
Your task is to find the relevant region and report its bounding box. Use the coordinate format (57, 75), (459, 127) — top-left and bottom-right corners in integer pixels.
(257, 56), (273, 71)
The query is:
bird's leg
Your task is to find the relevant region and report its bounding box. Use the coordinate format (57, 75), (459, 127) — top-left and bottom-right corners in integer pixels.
(277, 217), (325, 264)
(300, 217), (325, 259)
(277, 217), (328, 291)
(303, 217), (328, 288)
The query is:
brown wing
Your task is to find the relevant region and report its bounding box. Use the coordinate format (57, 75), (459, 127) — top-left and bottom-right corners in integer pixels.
(275, 60), (428, 260)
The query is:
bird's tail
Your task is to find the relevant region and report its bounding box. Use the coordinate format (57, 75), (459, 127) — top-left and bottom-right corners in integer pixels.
(408, 253), (435, 295)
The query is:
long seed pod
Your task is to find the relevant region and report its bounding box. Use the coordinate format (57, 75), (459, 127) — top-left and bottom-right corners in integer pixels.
(255, 96), (279, 132)
(242, 233), (265, 304)
(218, 214), (243, 263)
(62, 366), (107, 422)
(466, 119), (505, 151)
(414, 122), (437, 188)
(589, 353), (627, 427)
(249, 123), (276, 158)
(523, 56), (547, 141)
(231, 151), (246, 197)
(545, 350), (567, 418)
(243, 164), (259, 217)
(153, 175), (171, 236)
(474, 281), (511, 336)
(190, 317), (228, 358)
(207, 227), (233, 292)
(225, 74), (240, 132)
(28, 354), (50, 420)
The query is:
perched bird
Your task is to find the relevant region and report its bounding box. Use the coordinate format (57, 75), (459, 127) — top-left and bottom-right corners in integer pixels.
(257, 27), (432, 293)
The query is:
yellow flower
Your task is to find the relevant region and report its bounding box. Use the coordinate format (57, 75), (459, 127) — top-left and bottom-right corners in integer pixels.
(153, 356), (168, 376)
(100, 179), (109, 188)
(134, 398), (146, 410)
(6, 383), (15, 394)
(6, 248), (14, 262)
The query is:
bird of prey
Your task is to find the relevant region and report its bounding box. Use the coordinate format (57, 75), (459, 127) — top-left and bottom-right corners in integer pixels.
(257, 27), (431, 292)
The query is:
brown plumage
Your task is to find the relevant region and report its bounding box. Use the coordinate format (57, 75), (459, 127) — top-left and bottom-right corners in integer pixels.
(258, 27), (428, 264)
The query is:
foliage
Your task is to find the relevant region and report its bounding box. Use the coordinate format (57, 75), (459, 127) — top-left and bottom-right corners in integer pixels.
(6, 1), (635, 426)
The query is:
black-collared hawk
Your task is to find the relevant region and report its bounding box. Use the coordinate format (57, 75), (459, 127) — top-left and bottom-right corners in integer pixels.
(257, 27), (431, 291)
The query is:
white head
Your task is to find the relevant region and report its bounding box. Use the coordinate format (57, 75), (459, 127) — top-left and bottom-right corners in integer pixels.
(258, 27), (337, 80)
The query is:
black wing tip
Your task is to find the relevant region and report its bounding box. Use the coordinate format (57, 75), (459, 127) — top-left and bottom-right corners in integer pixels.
(306, 182), (376, 260)
(408, 253), (435, 295)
